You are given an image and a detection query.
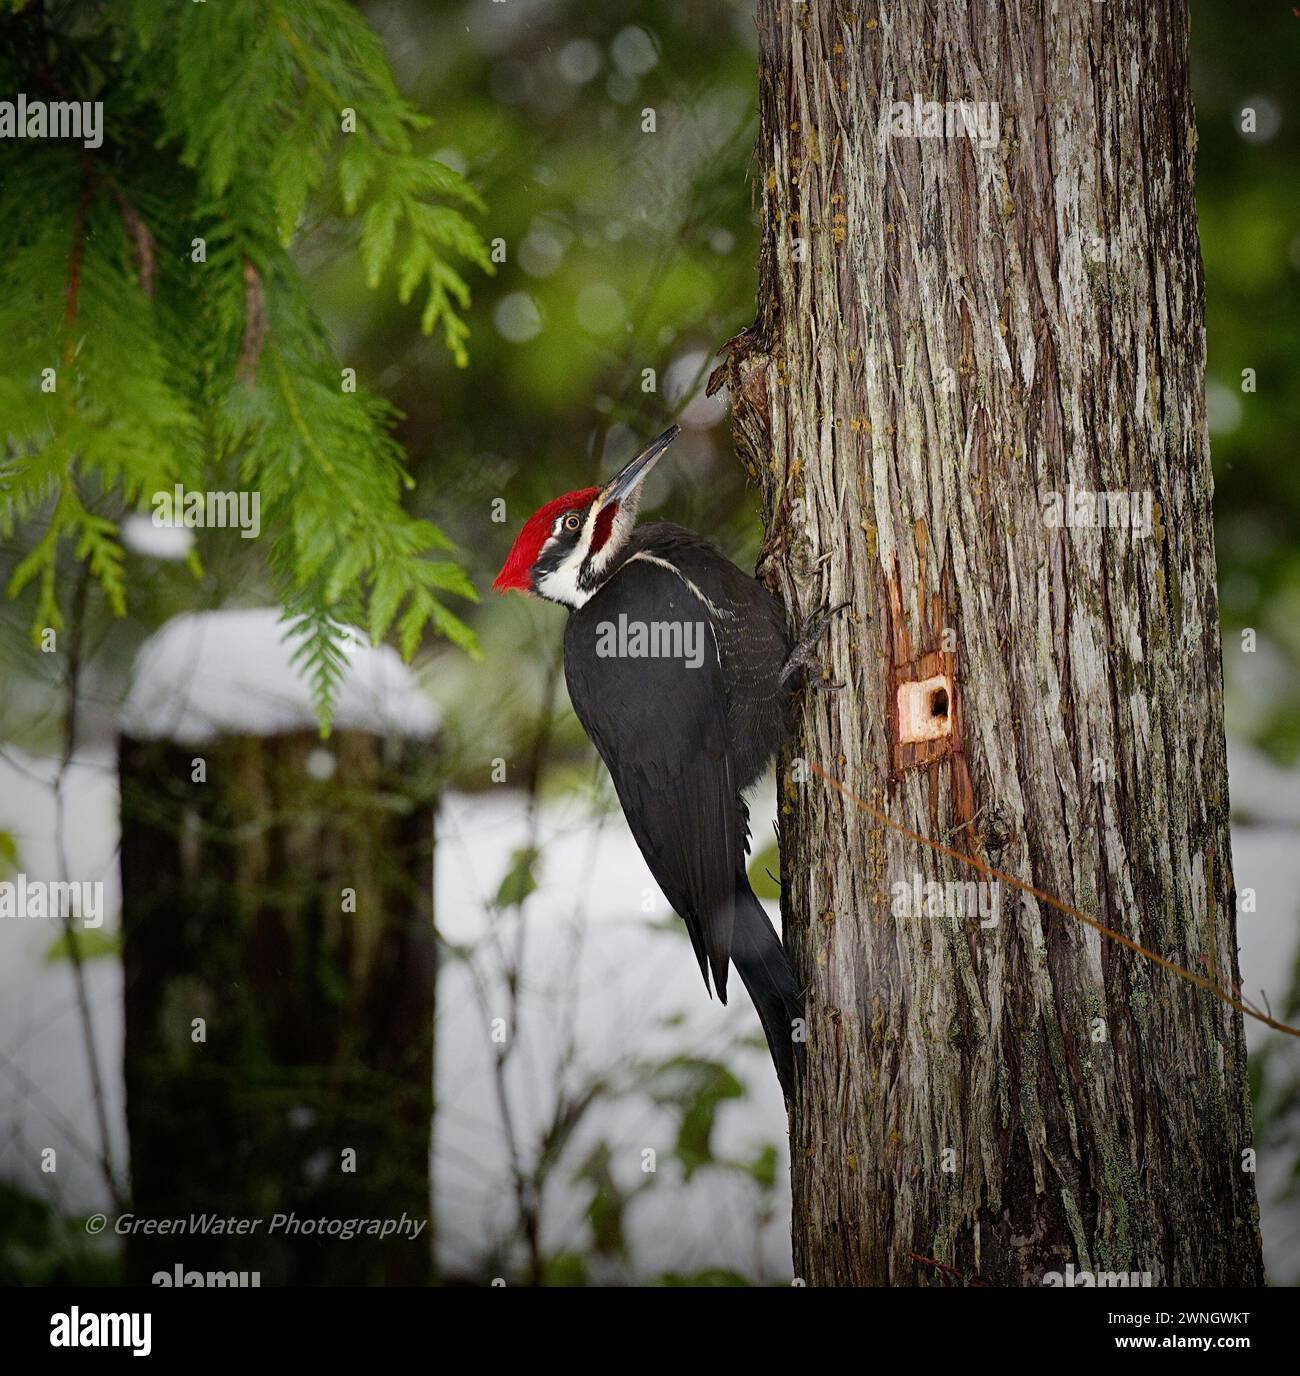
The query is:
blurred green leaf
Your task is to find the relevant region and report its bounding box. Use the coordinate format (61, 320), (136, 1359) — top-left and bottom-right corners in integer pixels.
(743, 1143), (780, 1192)
(43, 929), (121, 964)
(491, 845), (540, 910)
(747, 839), (781, 900)
(659, 1267), (748, 1287)
(649, 1056), (746, 1181)
(541, 1251), (588, 1287)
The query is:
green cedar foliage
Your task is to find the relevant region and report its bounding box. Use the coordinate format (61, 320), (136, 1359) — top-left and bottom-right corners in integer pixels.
(0, 0), (489, 728)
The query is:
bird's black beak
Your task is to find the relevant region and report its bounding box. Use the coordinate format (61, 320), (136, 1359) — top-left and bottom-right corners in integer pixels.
(599, 425), (680, 507)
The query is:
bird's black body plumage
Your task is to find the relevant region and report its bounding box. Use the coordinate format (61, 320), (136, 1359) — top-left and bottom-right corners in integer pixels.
(563, 522), (804, 1100)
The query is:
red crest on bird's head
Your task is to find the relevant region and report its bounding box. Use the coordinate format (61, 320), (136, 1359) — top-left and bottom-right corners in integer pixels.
(492, 426), (681, 605)
(492, 488), (599, 594)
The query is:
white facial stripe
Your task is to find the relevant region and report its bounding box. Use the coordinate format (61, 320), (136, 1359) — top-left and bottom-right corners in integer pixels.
(535, 502), (602, 608)
(587, 500), (636, 582)
(534, 492), (654, 609)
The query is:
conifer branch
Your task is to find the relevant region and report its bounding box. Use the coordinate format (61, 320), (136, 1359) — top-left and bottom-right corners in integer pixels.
(1, 0), (487, 722)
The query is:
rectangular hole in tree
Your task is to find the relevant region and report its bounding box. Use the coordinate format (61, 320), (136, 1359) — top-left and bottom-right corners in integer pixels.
(898, 673), (954, 744)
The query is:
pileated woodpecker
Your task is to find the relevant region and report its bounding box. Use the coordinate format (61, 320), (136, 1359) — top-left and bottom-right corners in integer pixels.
(494, 425), (818, 1103)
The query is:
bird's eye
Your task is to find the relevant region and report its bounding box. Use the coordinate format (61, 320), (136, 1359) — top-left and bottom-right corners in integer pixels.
(563, 513), (582, 532)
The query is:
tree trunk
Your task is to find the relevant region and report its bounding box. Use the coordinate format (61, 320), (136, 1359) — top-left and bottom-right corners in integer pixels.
(718, 0), (1263, 1286)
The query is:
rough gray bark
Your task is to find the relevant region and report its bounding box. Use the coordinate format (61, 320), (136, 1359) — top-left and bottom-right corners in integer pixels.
(717, 0), (1263, 1286)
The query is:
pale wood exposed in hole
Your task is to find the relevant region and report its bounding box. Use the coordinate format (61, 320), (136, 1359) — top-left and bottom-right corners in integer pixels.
(715, 0), (1262, 1286)
(899, 674), (953, 743)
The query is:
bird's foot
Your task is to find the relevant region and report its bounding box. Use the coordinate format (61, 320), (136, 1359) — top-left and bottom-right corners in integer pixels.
(781, 600), (850, 687)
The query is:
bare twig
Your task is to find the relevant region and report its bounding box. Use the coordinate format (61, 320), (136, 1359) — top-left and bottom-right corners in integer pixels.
(109, 187), (157, 298)
(53, 565), (125, 1211)
(909, 1250), (989, 1286)
(812, 762), (1300, 1041)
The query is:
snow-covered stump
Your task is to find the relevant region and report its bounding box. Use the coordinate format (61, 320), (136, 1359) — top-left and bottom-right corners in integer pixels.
(117, 611), (439, 1286)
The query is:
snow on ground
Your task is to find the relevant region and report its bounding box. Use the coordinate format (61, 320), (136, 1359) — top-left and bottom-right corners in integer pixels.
(432, 783), (791, 1279)
(0, 745), (791, 1281)
(1, 720), (1297, 1281)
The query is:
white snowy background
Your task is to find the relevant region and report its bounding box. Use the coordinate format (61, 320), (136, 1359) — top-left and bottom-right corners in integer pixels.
(1, 610), (1297, 1283)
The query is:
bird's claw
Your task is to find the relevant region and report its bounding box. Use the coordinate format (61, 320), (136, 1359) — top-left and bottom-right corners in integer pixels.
(800, 599), (851, 645)
(781, 600), (850, 687)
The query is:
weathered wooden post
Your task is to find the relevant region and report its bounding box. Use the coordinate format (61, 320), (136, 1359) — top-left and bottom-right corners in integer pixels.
(117, 609), (438, 1285)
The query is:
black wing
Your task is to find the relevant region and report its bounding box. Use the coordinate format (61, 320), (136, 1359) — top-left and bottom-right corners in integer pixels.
(608, 523), (792, 789)
(658, 531), (791, 790)
(564, 557), (744, 1001)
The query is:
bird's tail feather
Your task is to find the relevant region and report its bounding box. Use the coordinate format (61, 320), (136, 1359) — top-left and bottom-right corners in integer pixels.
(731, 885), (805, 1104)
